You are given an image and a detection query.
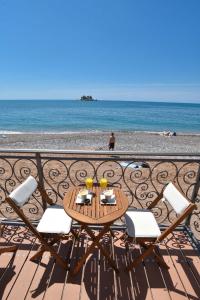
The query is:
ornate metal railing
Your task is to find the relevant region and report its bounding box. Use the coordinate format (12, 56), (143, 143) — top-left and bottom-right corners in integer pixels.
(0, 150), (200, 241)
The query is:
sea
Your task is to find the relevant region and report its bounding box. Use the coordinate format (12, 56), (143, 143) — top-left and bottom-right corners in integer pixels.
(0, 100), (200, 134)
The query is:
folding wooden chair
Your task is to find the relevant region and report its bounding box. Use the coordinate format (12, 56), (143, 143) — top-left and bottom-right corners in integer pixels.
(5, 176), (75, 269)
(124, 182), (197, 271)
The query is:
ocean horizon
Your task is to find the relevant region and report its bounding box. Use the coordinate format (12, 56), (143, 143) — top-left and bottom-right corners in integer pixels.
(0, 99), (200, 134)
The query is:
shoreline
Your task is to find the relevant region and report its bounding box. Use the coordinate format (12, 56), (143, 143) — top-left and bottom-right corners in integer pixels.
(0, 131), (200, 153)
(1, 130), (200, 136)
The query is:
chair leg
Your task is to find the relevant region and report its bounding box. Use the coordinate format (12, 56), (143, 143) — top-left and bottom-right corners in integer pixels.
(153, 246), (169, 269)
(126, 242), (169, 271)
(110, 229), (115, 238)
(30, 231), (76, 269)
(126, 243), (155, 271)
(31, 242), (68, 270)
(30, 237), (61, 261)
(123, 234), (133, 252)
(140, 242), (169, 269)
(30, 245), (46, 261)
(50, 249), (68, 270)
(0, 245), (17, 254)
(71, 228), (79, 239)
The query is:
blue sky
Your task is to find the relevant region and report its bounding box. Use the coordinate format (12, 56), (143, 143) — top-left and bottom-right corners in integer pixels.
(0, 0), (200, 102)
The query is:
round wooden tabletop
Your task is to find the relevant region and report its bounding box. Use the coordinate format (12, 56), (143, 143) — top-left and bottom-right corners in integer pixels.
(63, 186), (129, 225)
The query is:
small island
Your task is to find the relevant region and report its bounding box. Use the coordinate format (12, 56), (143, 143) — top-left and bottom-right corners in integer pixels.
(80, 95), (97, 101)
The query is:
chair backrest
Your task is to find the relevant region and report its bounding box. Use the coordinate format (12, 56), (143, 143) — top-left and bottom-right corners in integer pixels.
(6, 176), (44, 241)
(157, 182), (196, 242)
(163, 182), (190, 215)
(9, 176), (38, 207)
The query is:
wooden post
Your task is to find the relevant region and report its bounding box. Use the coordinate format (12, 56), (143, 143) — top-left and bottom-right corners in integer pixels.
(35, 152), (47, 210)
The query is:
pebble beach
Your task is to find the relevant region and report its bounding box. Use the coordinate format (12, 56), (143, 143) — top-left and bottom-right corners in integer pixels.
(0, 131), (200, 153)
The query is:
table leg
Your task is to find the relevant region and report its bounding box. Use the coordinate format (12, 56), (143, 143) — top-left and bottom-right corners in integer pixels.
(84, 225), (118, 272)
(72, 224), (118, 275)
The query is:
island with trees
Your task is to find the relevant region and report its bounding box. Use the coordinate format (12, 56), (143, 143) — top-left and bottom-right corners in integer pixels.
(80, 95), (97, 101)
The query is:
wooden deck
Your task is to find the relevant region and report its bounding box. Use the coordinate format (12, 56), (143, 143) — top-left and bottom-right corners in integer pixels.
(0, 224), (200, 300)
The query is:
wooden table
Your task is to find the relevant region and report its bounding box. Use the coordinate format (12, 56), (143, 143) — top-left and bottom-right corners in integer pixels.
(63, 186), (129, 275)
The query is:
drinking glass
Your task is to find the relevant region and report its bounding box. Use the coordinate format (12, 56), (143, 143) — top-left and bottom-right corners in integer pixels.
(85, 177), (93, 192)
(99, 178), (108, 190)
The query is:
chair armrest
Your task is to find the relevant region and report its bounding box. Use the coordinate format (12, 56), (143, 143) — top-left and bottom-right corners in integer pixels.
(147, 180), (177, 210)
(147, 192), (163, 209)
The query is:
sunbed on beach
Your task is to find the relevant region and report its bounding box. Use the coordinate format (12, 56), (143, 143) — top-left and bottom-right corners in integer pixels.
(120, 162), (139, 169)
(120, 161), (149, 169)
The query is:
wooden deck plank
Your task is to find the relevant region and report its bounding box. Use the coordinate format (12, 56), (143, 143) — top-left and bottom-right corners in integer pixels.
(26, 234), (73, 300)
(0, 250), (18, 300)
(62, 231), (87, 300)
(114, 237), (135, 300)
(129, 246), (154, 300)
(0, 225), (199, 300)
(6, 240), (39, 300)
(80, 248), (99, 300)
(79, 231), (100, 300)
(179, 230), (200, 287)
(99, 232), (116, 300)
(99, 252), (116, 299)
(141, 250), (172, 300)
(0, 253), (17, 299)
(42, 241), (70, 300)
(0, 225), (21, 300)
(0, 225), (19, 278)
(166, 232), (200, 300)
(160, 234), (195, 300)
(26, 256), (56, 300)
(0, 226), (35, 300)
(171, 232), (200, 299)
(25, 240), (59, 300)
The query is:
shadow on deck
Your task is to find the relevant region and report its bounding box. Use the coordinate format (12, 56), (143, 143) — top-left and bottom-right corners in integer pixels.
(0, 224), (200, 300)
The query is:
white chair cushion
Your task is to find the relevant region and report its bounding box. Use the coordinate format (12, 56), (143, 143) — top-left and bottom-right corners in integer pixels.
(37, 205), (72, 234)
(163, 182), (190, 215)
(9, 176), (38, 207)
(125, 210), (161, 238)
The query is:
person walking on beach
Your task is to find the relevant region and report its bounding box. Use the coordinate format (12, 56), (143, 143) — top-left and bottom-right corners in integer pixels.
(108, 132), (115, 150)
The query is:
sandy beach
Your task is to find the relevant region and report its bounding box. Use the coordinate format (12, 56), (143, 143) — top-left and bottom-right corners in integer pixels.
(0, 131), (200, 153)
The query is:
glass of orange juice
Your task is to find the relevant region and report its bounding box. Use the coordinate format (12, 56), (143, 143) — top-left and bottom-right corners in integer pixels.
(99, 178), (108, 190)
(85, 177), (93, 191)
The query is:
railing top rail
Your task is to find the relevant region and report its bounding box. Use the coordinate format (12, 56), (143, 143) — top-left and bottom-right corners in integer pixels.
(0, 148), (200, 158)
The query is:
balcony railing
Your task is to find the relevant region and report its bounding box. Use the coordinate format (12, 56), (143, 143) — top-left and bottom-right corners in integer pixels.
(0, 149), (200, 242)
